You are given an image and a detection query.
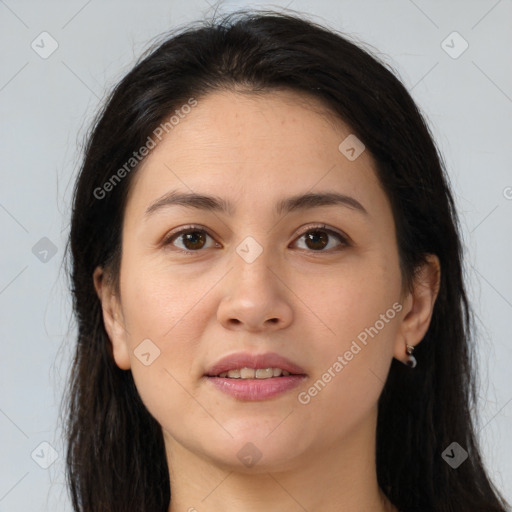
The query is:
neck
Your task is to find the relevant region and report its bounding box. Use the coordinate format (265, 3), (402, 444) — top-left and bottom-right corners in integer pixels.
(165, 407), (397, 512)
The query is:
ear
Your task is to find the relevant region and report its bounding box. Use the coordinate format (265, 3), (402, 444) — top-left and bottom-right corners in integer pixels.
(93, 266), (131, 370)
(394, 254), (441, 363)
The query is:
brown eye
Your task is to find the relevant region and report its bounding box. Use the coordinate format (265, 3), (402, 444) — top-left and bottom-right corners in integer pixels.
(164, 225), (348, 254)
(304, 230), (329, 250)
(293, 226), (348, 252)
(181, 231), (207, 250)
(164, 227), (216, 252)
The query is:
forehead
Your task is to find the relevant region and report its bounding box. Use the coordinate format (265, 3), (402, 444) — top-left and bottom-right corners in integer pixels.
(125, 89), (384, 218)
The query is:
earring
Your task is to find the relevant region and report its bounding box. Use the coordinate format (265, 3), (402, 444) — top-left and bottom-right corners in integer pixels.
(405, 344), (417, 368)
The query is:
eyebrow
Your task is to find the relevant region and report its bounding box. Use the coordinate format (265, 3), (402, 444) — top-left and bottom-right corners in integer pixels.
(144, 190), (368, 218)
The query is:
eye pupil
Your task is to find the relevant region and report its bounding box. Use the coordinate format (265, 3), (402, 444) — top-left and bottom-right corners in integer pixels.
(183, 231), (206, 250)
(305, 230), (329, 250)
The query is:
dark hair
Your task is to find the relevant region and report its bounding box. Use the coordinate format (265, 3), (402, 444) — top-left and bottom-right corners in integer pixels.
(65, 8), (510, 512)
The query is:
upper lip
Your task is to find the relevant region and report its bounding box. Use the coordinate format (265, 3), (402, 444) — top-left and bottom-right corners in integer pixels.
(205, 352), (307, 377)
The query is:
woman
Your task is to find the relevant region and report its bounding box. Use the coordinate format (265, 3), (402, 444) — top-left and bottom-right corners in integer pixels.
(65, 9), (510, 512)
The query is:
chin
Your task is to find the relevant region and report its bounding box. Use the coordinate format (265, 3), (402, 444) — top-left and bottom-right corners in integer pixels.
(208, 444), (305, 474)
(197, 422), (311, 473)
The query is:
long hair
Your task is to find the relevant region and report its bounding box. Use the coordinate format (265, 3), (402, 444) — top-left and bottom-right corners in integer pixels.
(65, 9), (510, 512)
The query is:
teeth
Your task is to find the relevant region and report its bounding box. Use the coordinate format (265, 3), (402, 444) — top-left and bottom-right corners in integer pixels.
(240, 368), (255, 379)
(255, 368), (273, 379)
(217, 367), (292, 379)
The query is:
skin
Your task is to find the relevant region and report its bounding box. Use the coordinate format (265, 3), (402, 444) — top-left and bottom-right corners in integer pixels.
(94, 89), (440, 512)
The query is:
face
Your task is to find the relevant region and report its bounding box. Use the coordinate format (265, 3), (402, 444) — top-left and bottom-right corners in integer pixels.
(97, 89), (421, 472)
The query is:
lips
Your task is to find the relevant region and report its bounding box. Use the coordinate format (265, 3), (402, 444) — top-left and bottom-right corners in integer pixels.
(204, 352), (307, 377)
(204, 352), (307, 401)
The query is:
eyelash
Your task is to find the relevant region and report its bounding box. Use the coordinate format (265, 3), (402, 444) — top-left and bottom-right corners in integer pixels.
(162, 224), (350, 254)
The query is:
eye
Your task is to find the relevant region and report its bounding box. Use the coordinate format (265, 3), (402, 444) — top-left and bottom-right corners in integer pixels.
(162, 224), (349, 254)
(162, 225), (218, 253)
(292, 225), (349, 252)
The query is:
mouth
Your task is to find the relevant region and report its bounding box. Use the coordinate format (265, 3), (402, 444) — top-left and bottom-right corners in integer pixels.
(204, 352), (307, 401)
(209, 367), (296, 379)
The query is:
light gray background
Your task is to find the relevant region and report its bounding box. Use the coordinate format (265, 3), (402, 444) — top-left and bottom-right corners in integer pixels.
(0, 0), (511, 510)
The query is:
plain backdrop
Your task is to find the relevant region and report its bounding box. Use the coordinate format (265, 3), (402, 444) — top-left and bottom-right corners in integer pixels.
(0, 0), (511, 510)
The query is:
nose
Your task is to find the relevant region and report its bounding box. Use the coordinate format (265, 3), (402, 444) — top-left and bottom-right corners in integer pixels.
(216, 248), (294, 333)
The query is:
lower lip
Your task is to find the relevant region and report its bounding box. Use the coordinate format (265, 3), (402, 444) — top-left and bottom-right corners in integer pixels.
(206, 375), (306, 401)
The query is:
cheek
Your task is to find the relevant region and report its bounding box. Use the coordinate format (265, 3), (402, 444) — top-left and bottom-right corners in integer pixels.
(122, 296), (204, 440)
(119, 257), (213, 342)
(295, 257), (401, 416)
(303, 254), (401, 348)
(296, 303), (400, 440)
(116, 261), (207, 414)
